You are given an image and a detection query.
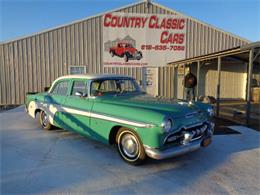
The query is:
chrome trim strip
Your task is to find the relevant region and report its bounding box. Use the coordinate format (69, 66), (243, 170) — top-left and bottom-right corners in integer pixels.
(185, 111), (199, 118)
(190, 134), (204, 141)
(29, 101), (154, 128)
(62, 106), (91, 117)
(61, 105), (154, 128)
(90, 112), (154, 128)
(184, 122), (204, 129)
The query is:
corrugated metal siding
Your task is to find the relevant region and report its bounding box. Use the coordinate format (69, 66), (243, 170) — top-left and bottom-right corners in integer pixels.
(0, 45), (5, 104)
(203, 62), (247, 99)
(158, 66), (175, 98)
(0, 2), (249, 104)
(186, 18), (248, 59)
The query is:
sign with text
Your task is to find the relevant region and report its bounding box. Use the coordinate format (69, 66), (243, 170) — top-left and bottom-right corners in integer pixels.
(103, 13), (186, 67)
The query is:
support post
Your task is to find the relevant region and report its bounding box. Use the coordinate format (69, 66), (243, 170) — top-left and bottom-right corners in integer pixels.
(183, 64), (186, 99)
(141, 66), (147, 92)
(216, 57), (221, 116)
(172, 66), (175, 98)
(196, 61), (200, 100)
(246, 49), (254, 126)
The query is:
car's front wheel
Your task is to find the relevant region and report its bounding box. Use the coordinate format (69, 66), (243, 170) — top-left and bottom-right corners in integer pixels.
(116, 128), (146, 165)
(136, 51), (142, 60)
(39, 110), (52, 130)
(110, 51), (114, 57)
(124, 53), (129, 62)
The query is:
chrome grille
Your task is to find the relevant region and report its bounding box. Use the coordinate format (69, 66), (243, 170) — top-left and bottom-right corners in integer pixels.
(165, 123), (208, 144)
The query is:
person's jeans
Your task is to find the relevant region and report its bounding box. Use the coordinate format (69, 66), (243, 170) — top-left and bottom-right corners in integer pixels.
(184, 88), (195, 101)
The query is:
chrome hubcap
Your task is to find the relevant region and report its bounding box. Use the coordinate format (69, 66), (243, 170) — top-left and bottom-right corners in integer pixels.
(120, 133), (139, 158)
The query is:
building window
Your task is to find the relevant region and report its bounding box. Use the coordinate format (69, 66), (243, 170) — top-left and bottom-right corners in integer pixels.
(68, 66), (87, 74)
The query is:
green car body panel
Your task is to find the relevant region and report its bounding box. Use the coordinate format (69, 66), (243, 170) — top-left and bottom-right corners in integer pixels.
(26, 74), (214, 160)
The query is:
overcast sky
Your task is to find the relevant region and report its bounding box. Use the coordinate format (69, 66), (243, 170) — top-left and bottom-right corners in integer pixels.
(1, 0), (259, 42)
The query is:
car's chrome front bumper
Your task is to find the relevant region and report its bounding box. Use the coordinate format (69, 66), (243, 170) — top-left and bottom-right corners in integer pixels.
(144, 121), (214, 160)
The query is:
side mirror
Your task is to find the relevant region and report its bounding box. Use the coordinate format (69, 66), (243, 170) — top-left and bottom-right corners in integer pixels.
(75, 91), (83, 97)
(44, 87), (50, 92)
(75, 91), (88, 98)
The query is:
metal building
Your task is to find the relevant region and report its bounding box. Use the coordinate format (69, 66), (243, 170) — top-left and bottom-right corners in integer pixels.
(0, 0), (250, 105)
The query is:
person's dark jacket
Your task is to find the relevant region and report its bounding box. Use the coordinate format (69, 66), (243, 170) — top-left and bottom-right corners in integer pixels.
(184, 73), (197, 88)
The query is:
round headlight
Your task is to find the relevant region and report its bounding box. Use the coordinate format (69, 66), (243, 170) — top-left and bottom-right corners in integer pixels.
(207, 107), (214, 117)
(162, 119), (172, 133)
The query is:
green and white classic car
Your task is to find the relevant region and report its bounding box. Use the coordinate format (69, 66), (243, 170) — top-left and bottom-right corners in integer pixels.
(26, 74), (214, 165)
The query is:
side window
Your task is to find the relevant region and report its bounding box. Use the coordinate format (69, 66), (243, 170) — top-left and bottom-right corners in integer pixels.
(71, 80), (88, 96)
(51, 84), (60, 94)
(99, 80), (117, 92)
(51, 81), (69, 96)
(119, 80), (135, 92)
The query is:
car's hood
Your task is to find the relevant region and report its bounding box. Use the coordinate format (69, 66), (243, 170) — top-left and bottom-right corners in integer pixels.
(97, 94), (202, 119)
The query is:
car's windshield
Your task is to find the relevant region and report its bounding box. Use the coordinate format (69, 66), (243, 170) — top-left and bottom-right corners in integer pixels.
(90, 78), (141, 96)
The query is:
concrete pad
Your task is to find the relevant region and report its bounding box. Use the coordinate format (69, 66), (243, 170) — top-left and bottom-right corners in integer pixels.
(1, 106), (260, 194)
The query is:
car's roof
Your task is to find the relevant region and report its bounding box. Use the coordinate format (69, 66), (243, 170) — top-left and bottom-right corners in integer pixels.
(55, 74), (133, 81)
(49, 74), (135, 92)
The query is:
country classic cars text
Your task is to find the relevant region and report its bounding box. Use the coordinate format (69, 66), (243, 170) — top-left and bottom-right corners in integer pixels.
(103, 13), (185, 44)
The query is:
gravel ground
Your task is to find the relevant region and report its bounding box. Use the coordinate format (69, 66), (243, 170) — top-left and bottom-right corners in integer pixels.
(1, 106), (260, 194)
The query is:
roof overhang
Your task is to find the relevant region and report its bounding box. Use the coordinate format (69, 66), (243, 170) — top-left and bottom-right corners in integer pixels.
(241, 41), (260, 50)
(168, 41), (260, 66)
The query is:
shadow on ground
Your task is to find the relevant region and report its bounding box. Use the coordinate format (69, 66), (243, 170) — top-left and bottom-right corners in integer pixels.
(1, 106), (259, 194)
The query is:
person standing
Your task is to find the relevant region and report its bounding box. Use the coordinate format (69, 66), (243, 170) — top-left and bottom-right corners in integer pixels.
(184, 70), (197, 101)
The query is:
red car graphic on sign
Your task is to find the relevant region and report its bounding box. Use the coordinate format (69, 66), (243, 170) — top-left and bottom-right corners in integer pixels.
(109, 42), (143, 62)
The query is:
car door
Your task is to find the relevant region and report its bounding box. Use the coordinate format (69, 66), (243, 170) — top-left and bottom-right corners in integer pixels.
(62, 79), (94, 137)
(117, 44), (124, 56)
(44, 79), (71, 128)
